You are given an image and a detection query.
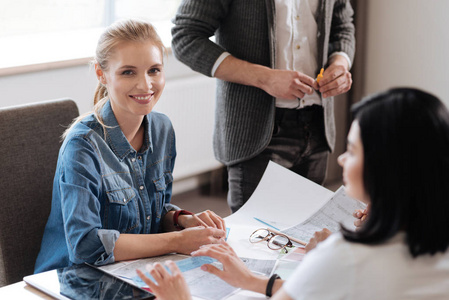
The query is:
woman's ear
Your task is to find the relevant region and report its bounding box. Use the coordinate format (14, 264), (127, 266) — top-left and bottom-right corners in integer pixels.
(95, 63), (107, 84)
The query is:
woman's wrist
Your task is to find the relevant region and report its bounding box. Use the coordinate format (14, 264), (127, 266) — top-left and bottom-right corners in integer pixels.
(245, 274), (270, 294)
(173, 209), (194, 230)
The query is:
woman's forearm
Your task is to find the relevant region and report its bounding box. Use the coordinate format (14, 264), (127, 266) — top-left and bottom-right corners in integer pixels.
(113, 232), (180, 261)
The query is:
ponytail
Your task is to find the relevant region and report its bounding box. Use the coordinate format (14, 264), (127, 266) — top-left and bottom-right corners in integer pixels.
(94, 83), (108, 105)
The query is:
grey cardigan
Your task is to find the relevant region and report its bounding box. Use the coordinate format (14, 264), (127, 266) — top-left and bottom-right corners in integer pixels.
(172, 0), (356, 165)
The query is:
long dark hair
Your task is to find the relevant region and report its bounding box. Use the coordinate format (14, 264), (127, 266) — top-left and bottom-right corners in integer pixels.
(342, 88), (449, 257)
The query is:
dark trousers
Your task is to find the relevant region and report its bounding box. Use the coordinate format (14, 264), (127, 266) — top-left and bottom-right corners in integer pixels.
(227, 105), (329, 213)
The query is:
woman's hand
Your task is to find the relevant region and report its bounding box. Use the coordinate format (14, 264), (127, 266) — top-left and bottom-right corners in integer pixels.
(305, 228), (332, 253)
(179, 210), (226, 230)
(176, 226), (226, 254)
(191, 242), (268, 294)
(136, 260), (192, 300)
(353, 204), (370, 229)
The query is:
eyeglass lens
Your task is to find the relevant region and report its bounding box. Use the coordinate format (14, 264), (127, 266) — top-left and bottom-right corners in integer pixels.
(249, 229), (271, 243)
(267, 234), (290, 250)
(250, 229), (291, 250)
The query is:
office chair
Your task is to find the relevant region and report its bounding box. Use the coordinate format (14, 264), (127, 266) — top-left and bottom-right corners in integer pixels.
(0, 99), (79, 286)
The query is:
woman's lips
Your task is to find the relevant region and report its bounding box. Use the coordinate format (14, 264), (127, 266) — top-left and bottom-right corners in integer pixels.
(130, 94), (153, 104)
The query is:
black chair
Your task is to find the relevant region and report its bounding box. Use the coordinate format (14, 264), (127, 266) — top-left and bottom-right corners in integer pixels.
(0, 99), (79, 286)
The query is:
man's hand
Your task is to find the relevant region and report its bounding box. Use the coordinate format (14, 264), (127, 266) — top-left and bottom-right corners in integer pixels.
(317, 55), (352, 98)
(214, 55), (315, 101)
(260, 69), (316, 100)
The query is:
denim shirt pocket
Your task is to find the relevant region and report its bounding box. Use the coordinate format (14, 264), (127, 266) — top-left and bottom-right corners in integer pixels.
(153, 172), (173, 219)
(105, 187), (140, 233)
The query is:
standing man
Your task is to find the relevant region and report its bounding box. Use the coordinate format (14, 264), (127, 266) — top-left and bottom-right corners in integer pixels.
(172, 0), (355, 213)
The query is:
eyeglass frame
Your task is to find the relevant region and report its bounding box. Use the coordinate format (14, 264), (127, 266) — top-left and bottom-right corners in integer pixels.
(249, 228), (294, 253)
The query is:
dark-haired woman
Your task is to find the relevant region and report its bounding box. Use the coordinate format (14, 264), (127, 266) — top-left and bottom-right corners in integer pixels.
(138, 87), (449, 300)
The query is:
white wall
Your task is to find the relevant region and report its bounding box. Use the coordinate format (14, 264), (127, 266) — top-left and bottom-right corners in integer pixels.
(0, 54), (220, 194)
(0, 53), (197, 114)
(364, 0), (449, 105)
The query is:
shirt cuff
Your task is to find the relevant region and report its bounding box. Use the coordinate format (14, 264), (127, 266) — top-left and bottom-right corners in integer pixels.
(329, 52), (352, 70)
(211, 52), (231, 77)
(163, 203), (181, 218)
(95, 229), (120, 265)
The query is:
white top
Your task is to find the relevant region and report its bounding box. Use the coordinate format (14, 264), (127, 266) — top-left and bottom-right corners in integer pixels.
(283, 232), (449, 300)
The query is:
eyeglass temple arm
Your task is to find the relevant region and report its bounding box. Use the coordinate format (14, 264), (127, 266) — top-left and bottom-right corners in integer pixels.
(268, 228), (307, 246)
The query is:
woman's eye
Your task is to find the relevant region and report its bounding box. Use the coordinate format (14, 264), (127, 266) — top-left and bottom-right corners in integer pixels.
(122, 70), (134, 75)
(149, 68), (161, 74)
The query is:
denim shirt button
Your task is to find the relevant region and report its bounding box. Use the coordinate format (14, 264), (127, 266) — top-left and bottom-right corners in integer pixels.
(146, 215), (151, 220)
(138, 156), (142, 160)
(139, 185), (144, 190)
(131, 158), (136, 162)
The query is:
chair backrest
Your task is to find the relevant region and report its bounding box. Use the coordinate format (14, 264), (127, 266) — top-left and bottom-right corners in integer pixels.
(0, 99), (79, 287)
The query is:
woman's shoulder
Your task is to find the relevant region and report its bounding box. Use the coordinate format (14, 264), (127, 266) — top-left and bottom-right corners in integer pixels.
(147, 111), (174, 132)
(282, 233), (356, 299)
(148, 111), (172, 124)
(61, 114), (104, 149)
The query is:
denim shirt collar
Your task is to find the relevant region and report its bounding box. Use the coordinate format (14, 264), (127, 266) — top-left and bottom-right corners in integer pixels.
(101, 100), (153, 160)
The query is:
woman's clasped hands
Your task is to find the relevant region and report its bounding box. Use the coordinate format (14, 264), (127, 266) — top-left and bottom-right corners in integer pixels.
(175, 210), (227, 255)
(179, 209), (226, 230)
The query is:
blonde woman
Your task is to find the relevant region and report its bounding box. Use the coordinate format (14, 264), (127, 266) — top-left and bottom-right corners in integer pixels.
(35, 19), (225, 273)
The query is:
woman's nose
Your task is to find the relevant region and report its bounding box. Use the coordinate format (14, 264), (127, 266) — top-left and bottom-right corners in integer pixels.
(137, 74), (152, 90)
(337, 153), (346, 167)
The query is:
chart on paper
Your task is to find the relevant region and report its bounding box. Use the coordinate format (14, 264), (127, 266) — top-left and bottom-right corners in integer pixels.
(281, 187), (366, 243)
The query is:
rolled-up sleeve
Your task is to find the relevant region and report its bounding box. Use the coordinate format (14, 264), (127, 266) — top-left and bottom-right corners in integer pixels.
(96, 229), (120, 265)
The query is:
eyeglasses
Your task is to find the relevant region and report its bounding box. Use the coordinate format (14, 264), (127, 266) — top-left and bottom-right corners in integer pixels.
(249, 228), (293, 253)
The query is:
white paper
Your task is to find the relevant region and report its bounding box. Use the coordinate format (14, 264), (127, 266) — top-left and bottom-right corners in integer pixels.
(225, 161), (333, 229)
(281, 187), (366, 243)
(225, 161), (335, 259)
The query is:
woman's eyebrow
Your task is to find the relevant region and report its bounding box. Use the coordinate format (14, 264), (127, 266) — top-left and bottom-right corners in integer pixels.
(118, 65), (137, 69)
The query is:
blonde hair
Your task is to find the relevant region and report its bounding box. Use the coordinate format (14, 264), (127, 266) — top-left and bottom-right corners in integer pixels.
(62, 19), (166, 139)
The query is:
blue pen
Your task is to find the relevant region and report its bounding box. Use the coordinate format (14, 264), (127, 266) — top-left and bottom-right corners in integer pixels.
(253, 217), (280, 231)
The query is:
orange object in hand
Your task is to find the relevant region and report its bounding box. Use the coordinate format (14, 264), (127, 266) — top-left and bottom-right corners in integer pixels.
(316, 68), (324, 83)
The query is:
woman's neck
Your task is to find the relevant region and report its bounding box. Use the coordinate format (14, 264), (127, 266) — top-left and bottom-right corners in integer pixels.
(117, 115), (145, 152)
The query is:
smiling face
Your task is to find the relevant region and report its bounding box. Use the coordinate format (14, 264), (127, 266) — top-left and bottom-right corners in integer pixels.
(96, 40), (165, 123)
(338, 121), (369, 204)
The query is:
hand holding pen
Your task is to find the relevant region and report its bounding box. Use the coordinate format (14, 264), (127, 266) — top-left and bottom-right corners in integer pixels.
(315, 54), (352, 98)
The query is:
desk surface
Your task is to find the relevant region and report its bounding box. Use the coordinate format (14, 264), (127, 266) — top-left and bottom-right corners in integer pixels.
(0, 280), (266, 300)
(0, 281), (53, 299)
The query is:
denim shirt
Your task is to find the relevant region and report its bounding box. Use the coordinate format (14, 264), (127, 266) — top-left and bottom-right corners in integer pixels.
(35, 101), (178, 273)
